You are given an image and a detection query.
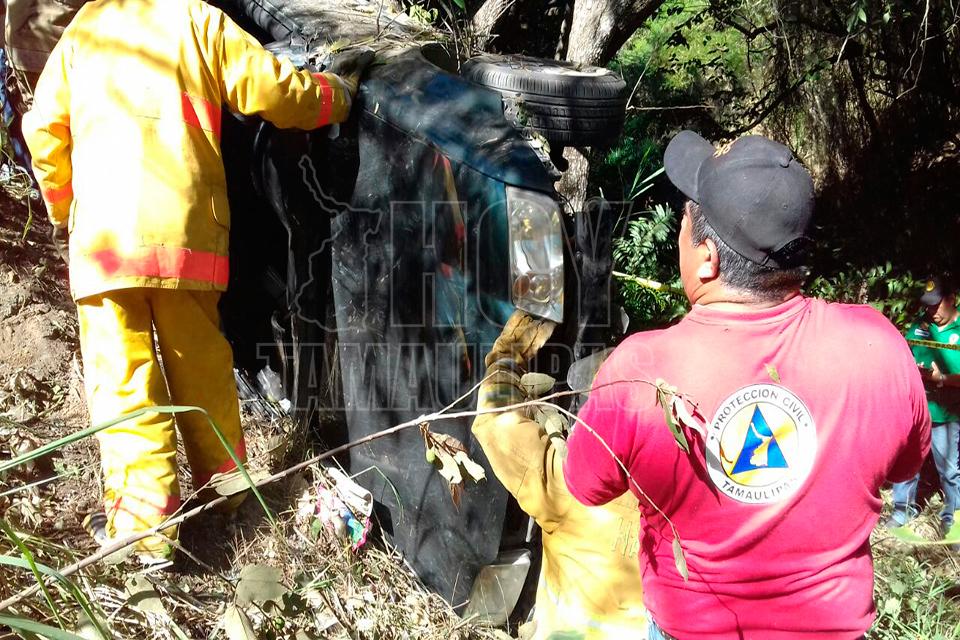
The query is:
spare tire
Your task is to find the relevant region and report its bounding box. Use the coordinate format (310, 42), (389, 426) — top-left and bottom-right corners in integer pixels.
(462, 54), (627, 147)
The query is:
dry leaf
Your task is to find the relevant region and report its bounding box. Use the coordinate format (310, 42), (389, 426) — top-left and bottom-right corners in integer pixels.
(221, 604), (256, 640)
(435, 446), (463, 486)
(656, 381), (688, 453)
(672, 537), (688, 582)
(210, 469), (270, 497)
(421, 426), (486, 507)
(125, 575), (166, 616)
(102, 544), (135, 566)
(235, 564), (288, 606)
(453, 450), (486, 482)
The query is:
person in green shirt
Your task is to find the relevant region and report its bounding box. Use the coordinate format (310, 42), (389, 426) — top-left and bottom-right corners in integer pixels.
(889, 277), (960, 538)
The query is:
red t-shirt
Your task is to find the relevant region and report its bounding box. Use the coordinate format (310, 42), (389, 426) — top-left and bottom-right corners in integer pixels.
(564, 296), (930, 639)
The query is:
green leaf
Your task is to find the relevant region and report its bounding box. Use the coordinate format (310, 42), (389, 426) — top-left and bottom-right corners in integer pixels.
(451, 0), (466, 10)
(537, 408), (568, 437)
(672, 537), (688, 581)
(888, 525), (927, 543)
(671, 396), (705, 438)
(882, 596), (901, 616)
(764, 363), (781, 384)
(943, 520), (960, 542)
(857, 7), (867, 23)
(221, 604), (257, 640)
(889, 578), (907, 596)
(235, 564), (288, 606)
(0, 615), (85, 640)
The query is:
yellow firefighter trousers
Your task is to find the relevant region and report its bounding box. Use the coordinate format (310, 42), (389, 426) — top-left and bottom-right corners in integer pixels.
(77, 288), (246, 556)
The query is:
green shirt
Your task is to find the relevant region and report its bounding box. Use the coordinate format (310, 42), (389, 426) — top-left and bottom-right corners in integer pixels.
(906, 314), (960, 423)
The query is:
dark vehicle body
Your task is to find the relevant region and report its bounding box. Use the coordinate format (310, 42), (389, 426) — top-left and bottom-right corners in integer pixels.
(222, 39), (618, 608)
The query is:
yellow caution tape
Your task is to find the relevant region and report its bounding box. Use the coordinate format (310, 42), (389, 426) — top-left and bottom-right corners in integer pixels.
(906, 338), (960, 352)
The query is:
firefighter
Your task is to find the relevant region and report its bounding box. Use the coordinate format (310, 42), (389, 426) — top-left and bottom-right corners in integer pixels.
(22, 0), (372, 562)
(472, 311), (646, 638)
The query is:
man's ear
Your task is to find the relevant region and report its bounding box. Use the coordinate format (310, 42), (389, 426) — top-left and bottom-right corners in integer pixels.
(696, 237), (720, 280)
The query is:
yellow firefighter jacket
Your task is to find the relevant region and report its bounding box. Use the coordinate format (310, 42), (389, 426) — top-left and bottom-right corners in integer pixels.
(22, 0), (352, 301)
(472, 368), (646, 639)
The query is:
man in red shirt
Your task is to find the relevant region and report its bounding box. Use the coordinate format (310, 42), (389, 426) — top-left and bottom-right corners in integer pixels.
(563, 131), (931, 639)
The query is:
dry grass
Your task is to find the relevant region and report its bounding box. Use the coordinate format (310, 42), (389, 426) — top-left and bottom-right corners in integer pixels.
(0, 412), (505, 639)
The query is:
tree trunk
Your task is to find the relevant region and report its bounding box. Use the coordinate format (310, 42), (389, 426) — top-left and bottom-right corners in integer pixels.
(556, 0), (665, 210)
(558, 147), (591, 212)
(470, 0), (515, 48)
(564, 0), (662, 66)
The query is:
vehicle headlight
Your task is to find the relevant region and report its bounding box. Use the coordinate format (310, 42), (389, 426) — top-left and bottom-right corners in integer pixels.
(506, 186), (564, 322)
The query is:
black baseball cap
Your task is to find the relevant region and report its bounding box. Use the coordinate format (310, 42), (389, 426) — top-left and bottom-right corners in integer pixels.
(919, 276), (953, 306)
(664, 131), (814, 269)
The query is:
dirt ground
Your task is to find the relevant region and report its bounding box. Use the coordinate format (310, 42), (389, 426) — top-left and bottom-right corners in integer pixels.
(0, 197), (84, 414)
(0, 195), (102, 542)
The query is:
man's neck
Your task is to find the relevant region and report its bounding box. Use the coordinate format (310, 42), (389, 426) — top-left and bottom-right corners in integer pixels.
(691, 285), (800, 311)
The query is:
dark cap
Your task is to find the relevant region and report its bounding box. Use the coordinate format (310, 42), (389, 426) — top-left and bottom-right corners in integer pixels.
(664, 130), (814, 269)
(920, 276), (953, 306)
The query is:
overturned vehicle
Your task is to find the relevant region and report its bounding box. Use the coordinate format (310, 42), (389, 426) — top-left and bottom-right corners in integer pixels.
(218, 0), (629, 620)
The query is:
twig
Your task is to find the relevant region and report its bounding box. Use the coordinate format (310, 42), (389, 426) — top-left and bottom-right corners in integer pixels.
(626, 104), (713, 112)
(375, 10), (405, 40)
(532, 401), (683, 542)
(897, 0), (932, 100)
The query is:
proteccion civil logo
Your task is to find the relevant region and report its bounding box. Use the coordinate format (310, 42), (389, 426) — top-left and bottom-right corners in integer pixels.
(705, 384), (817, 504)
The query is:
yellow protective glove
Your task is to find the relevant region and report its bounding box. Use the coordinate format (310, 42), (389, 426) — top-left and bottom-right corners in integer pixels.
(485, 310), (557, 369)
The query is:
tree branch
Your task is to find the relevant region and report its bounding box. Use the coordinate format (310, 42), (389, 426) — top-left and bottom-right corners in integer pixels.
(725, 58), (833, 137)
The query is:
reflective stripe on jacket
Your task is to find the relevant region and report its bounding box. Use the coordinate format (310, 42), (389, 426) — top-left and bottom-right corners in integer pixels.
(22, 0), (351, 300)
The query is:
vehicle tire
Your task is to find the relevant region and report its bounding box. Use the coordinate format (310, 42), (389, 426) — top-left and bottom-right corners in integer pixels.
(461, 54), (627, 147)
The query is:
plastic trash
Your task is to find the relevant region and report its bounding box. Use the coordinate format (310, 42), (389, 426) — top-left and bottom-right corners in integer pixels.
(256, 366), (292, 413)
(312, 468), (373, 551)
